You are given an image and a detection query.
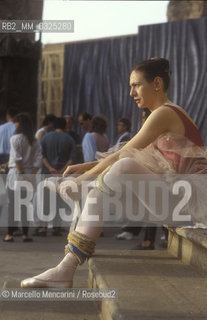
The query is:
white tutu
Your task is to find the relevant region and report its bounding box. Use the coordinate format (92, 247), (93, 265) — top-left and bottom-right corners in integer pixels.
(97, 132), (207, 226)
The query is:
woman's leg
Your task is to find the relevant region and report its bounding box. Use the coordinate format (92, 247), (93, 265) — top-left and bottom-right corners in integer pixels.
(21, 157), (157, 288)
(4, 189), (16, 241)
(74, 157), (155, 242)
(21, 187), (104, 288)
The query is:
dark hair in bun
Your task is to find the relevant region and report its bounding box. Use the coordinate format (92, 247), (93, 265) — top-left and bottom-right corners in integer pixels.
(132, 58), (171, 91)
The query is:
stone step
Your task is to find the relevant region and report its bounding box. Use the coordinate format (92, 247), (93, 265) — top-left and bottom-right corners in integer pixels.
(1, 278), (101, 320)
(167, 227), (207, 273)
(88, 249), (207, 320)
(0, 243), (101, 320)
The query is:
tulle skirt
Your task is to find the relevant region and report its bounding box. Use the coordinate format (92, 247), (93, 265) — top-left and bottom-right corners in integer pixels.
(97, 133), (207, 227)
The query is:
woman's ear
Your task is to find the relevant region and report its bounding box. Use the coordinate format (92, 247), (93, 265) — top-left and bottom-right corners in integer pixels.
(153, 76), (163, 91)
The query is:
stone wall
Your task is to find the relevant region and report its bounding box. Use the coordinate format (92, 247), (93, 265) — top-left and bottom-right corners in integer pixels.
(40, 43), (65, 126)
(167, 0), (207, 21)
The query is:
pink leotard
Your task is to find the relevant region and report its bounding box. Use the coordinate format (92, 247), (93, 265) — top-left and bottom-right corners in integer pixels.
(157, 105), (204, 172)
(165, 105), (203, 146)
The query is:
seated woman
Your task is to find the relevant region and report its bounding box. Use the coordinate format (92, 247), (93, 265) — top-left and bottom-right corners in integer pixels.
(21, 58), (207, 288)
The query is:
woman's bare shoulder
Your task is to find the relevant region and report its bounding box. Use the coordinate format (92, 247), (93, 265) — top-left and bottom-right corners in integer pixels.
(141, 104), (185, 137)
(161, 103), (198, 129)
(145, 105), (177, 124)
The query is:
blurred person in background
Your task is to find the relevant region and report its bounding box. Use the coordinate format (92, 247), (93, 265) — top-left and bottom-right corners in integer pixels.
(78, 112), (92, 133)
(35, 114), (57, 142)
(115, 118), (131, 151)
(64, 115), (83, 163)
(3, 113), (42, 242)
(0, 107), (18, 168)
(82, 115), (109, 162)
(33, 117), (77, 237)
(41, 117), (76, 175)
(64, 115), (82, 145)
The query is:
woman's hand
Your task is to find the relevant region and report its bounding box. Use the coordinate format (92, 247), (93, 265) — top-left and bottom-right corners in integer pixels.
(63, 164), (83, 176)
(57, 177), (82, 201)
(63, 162), (98, 177)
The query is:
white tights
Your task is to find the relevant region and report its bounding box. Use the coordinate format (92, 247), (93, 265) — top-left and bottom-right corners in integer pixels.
(34, 157), (161, 283)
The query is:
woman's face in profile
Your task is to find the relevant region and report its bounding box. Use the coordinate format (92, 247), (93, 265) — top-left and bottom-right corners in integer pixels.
(129, 70), (156, 109)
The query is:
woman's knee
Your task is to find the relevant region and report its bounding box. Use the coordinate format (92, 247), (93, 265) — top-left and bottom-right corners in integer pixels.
(109, 157), (141, 175)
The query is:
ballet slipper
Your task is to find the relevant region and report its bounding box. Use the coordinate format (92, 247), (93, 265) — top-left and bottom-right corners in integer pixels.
(21, 274), (73, 288)
(21, 253), (78, 288)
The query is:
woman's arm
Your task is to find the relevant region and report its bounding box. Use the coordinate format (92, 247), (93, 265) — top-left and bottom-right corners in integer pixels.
(121, 106), (175, 150)
(73, 106), (176, 183)
(75, 152), (120, 183)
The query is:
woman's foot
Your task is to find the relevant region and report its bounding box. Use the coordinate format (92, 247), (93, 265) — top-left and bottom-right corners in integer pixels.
(3, 234), (14, 242)
(21, 252), (78, 288)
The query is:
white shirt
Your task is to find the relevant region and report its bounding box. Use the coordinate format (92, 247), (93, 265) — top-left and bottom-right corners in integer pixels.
(35, 127), (47, 140)
(7, 134), (42, 190)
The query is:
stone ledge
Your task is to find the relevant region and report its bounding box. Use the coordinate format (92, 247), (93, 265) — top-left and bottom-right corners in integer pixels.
(167, 227), (207, 272)
(167, 227), (207, 249)
(88, 256), (125, 320)
(88, 249), (207, 320)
